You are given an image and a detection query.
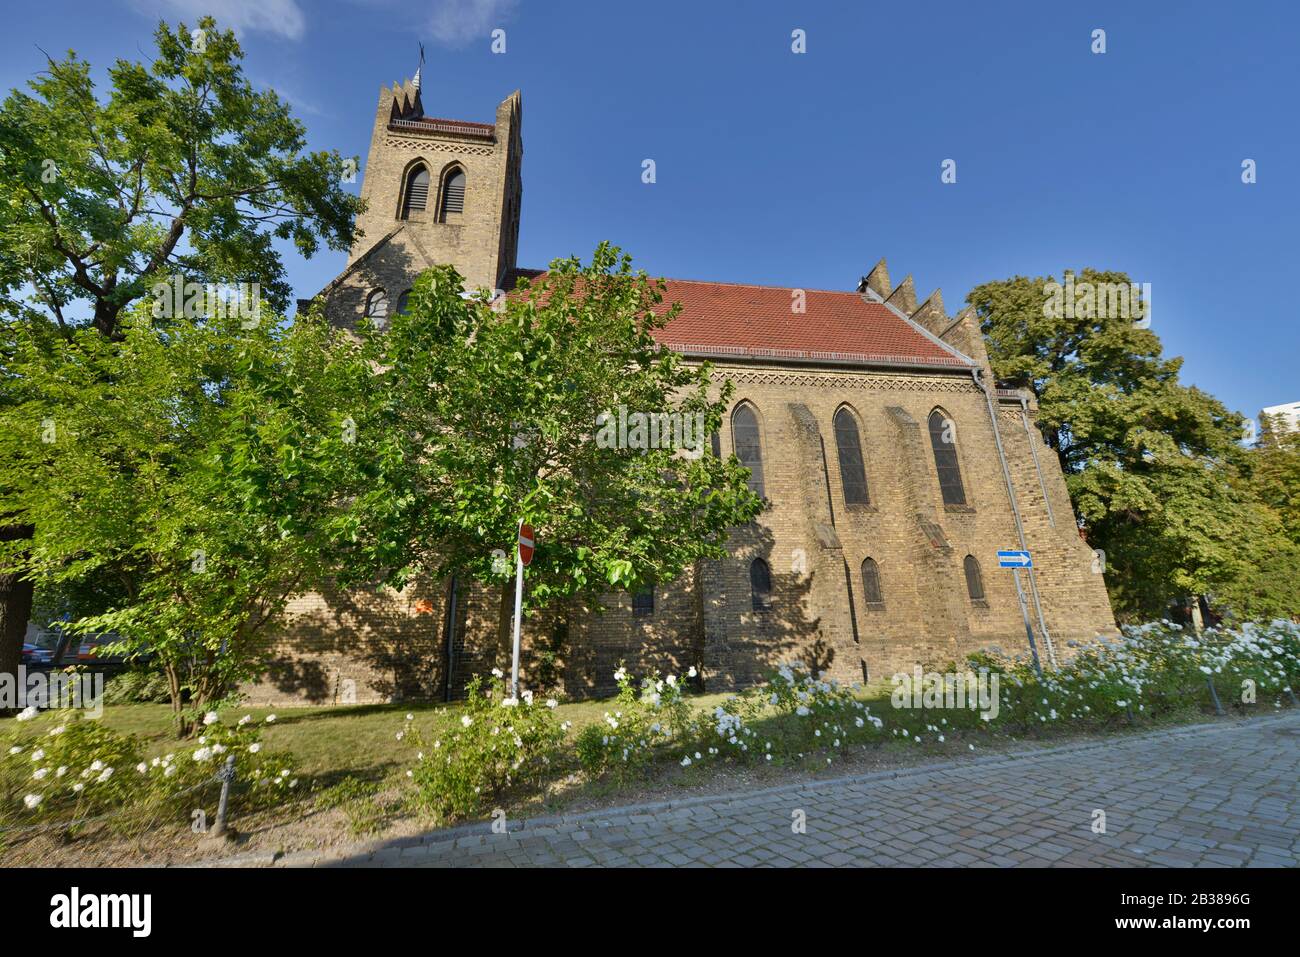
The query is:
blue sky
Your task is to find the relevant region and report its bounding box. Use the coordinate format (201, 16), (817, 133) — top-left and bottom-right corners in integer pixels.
(4, 0), (1296, 421)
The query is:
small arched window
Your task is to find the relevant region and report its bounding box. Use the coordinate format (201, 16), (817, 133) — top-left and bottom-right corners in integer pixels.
(364, 289), (389, 327)
(928, 410), (967, 506)
(439, 168), (466, 220)
(632, 586), (654, 618)
(750, 558), (773, 612)
(401, 165), (429, 219)
(834, 408), (870, 505)
(963, 555), (985, 603)
(395, 289), (412, 316)
(732, 404), (764, 498)
(861, 558), (883, 605)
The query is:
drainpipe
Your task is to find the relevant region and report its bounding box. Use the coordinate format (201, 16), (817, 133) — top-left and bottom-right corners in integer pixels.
(973, 368), (1058, 669)
(442, 575), (459, 702)
(1019, 396), (1055, 528)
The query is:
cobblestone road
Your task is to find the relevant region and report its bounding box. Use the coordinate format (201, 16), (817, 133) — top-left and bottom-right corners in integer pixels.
(266, 713), (1300, 868)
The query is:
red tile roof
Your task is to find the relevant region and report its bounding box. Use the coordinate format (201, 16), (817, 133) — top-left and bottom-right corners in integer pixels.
(502, 271), (972, 370)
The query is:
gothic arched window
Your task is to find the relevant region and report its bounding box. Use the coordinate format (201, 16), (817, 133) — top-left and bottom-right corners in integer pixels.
(401, 165), (429, 218)
(750, 558), (773, 612)
(861, 557), (884, 605)
(395, 289), (412, 316)
(364, 289), (389, 327)
(632, 586), (654, 618)
(439, 168), (466, 220)
(928, 409), (967, 506)
(834, 408), (870, 505)
(963, 555), (985, 603)
(732, 404), (764, 498)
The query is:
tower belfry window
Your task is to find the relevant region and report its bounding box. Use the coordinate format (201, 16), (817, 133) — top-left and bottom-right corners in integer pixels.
(402, 166), (429, 218)
(440, 168), (466, 219)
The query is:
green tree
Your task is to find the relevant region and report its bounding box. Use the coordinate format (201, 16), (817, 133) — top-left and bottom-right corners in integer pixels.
(969, 269), (1299, 622)
(0, 16), (364, 690)
(371, 245), (764, 663)
(0, 308), (383, 734)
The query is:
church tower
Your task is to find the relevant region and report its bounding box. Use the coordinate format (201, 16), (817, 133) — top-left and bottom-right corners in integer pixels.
(310, 57), (523, 325)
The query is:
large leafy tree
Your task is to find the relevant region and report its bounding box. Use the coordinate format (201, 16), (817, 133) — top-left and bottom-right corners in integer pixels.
(0, 16), (364, 690)
(0, 308), (384, 734)
(369, 245), (764, 662)
(969, 269), (1299, 622)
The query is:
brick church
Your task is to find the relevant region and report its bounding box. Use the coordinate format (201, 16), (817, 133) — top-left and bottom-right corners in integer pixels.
(250, 66), (1117, 706)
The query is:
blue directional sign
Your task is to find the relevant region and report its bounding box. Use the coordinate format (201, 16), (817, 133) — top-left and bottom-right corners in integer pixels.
(997, 550), (1032, 568)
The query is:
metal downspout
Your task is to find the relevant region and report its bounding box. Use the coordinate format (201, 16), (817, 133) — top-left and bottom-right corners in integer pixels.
(973, 368), (1058, 669)
(1020, 396), (1055, 528)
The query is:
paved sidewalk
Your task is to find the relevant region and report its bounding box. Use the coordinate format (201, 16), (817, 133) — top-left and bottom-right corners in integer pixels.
(254, 713), (1300, 868)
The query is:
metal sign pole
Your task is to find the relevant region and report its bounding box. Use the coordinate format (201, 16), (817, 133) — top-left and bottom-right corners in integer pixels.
(1012, 566), (1043, 678)
(510, 546), (524, 699)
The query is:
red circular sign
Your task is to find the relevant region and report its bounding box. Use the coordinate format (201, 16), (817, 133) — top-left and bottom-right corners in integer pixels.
(518, 522), (535, 566)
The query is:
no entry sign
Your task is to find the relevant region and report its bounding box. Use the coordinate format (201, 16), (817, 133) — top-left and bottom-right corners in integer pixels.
(518, 522), (535, 566)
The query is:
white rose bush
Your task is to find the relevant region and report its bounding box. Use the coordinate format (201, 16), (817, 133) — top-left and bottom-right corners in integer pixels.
(0, 710), (297, 837)
(401, 672), (565, 824)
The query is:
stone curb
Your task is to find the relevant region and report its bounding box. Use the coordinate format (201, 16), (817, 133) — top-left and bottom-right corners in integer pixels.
(191, 711), (1299, 868)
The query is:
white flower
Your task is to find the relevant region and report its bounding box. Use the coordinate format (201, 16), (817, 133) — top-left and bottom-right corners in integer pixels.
(203, 711), (219, 726)
(238, 715), (253, 726)
(461, 715), (473, 728)
(546, 699), (558, 709)
(666, 674), (677, 687)
(48, 725), (65, 736)
(23, 793), (42, 809)
(491, 668), (504, 678)
(16, 706), (38, 722)
(56, 766), (67, 777)
(97, 767), (113, 783)
(32, 749), (46, 763)
(72, 782), (86, 792)
(687, 666), (697, 678)
(501, 697), (519, 708)
(613, 667), (627, 683)
(32, 768), (49, 780)
(136, 763), (148, 774)
(680, 756), (692, 767)
(265, 715), (277, 723)
(396, 731), (405, 741)
(521, 690), (534, 705)
(7, 746), (21, 756)
(193, 747), (213, 762)
(406, 713), (414, 721)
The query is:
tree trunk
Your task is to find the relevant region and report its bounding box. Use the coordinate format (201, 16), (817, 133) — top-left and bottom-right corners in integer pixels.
(0, 524), (36, 715)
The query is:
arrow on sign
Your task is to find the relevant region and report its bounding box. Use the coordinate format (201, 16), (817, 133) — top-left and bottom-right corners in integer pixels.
(997, 550), (1032, 568)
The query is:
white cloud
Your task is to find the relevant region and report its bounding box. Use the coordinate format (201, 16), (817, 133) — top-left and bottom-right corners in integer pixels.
(427, 0), (519, 48)
(129, 0), (308, 41)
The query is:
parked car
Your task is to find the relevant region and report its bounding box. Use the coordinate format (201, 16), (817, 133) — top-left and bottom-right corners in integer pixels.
(21, 642), (52, 666)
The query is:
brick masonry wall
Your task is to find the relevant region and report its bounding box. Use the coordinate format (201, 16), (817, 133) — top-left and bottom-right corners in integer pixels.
(242, 363), (1117, 706)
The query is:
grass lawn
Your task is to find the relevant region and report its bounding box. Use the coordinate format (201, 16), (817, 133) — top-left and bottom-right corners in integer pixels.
(87, 692), (742, 786)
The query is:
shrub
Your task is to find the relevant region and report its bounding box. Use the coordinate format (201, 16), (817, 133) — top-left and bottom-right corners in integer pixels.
(0, 708), (298, 835)
(574, 665), (690, 781)
(402, 672), (564, 824)
(102, 668), (172, 705)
